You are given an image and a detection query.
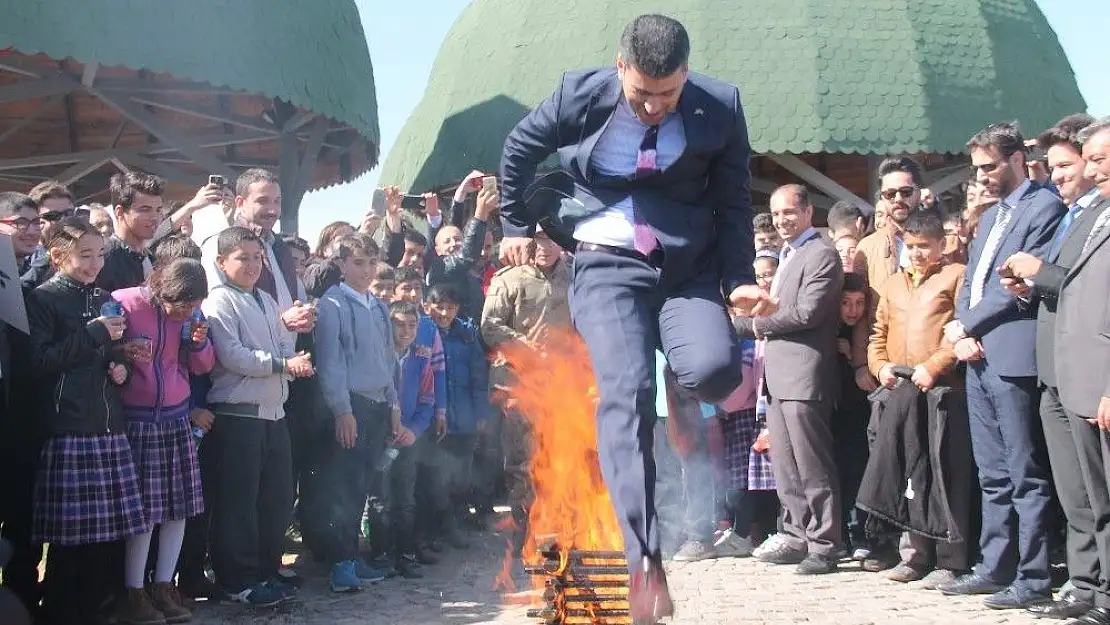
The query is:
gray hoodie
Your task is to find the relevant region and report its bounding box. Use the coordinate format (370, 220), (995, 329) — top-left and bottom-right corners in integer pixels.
(314, 283), (398, 418)
(202, 282), (294, 420)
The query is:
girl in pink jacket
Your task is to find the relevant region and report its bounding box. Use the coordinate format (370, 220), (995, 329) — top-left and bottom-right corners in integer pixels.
(114, 257), (214, 623)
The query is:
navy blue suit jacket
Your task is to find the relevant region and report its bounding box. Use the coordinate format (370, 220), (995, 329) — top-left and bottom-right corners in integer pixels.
(957, 182), (1065, 378)
(499, 67), (755, 293)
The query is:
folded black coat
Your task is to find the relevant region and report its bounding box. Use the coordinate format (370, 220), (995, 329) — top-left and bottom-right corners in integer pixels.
(856, 382), (974, 543)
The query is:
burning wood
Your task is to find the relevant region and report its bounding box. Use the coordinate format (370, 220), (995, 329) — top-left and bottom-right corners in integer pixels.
(497, 331), (632, 623)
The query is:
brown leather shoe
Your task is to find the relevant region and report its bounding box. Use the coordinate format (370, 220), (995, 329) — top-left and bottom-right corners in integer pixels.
(628, 558), (674, 625)
(117, 588), (166, 625)
(150, 582), (191, 624)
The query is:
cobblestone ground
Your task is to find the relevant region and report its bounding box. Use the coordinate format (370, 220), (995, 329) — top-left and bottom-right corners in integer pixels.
(190, 522), (1048, 625)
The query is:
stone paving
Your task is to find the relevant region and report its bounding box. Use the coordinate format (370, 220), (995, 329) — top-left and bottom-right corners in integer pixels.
(190, 524), (1050, 625)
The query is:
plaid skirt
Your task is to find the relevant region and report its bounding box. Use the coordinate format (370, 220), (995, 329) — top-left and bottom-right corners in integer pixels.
(126, 415), (204, 524)
(721, 408), (776, 491)
(33, 433), (149, 545)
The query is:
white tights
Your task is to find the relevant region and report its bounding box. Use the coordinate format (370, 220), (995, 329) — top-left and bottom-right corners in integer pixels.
(124, 519), (187, 589)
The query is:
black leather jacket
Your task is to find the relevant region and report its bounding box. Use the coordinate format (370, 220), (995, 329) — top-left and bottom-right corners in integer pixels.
(27, 274), (128, 435)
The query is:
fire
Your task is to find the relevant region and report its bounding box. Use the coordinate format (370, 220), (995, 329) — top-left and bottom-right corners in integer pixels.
(499, 329), (625, 577)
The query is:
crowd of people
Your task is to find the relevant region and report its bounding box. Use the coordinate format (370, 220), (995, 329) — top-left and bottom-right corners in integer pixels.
(0, 105), (1109, 625)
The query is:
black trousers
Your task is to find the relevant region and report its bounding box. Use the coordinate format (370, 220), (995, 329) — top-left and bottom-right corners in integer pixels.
(386, 438), (423, 559)
(0, 409), (44, 615)
(177, 425), (218, 582)
(38, 542), (115, 625)
(832, 402), (870, 547)
(314, 396), (389, 564)
(415, 431), (447, 541)
(570, 250), (740, 569)
(207, 415), (293, 593)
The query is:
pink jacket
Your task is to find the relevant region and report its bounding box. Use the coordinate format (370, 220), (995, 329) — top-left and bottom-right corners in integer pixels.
(114, 287), (215, 422)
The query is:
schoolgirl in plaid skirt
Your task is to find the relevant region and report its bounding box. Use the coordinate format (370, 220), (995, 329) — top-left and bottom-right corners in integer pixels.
(25, 218), (148, 624)
(113, 258), (214, 623)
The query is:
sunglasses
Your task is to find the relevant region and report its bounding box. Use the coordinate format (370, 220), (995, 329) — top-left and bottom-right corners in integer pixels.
(39, 209), (75, 222)
(880, 186), (917, 201)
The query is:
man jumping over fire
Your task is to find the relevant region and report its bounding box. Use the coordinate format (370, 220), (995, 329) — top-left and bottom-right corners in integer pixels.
(497, 13), (774, 624)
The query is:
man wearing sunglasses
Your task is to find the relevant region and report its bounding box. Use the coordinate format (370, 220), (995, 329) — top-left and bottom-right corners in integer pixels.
(939, 121), (1066, 609)
(20, 180), (75, 289)
(849, 158), (924, 413)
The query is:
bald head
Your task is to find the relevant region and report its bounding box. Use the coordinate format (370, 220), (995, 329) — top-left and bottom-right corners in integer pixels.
(435, 225), (463, 256)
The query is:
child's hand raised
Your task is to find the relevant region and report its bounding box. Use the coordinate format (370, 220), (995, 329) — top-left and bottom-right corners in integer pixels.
(107, 362), (127, 385)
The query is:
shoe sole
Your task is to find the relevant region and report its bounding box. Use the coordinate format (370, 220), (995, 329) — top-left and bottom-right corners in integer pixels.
(357, 575), (387, 583)
(329, 584), (362, 593)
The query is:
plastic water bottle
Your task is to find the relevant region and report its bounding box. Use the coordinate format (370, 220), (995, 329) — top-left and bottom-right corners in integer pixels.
(191, 426), (207, 441)
(378, 447), (399, 471)
(181, 310), (203, 340)
(100, 301), (123, 318)
(755, 395), (769, 419)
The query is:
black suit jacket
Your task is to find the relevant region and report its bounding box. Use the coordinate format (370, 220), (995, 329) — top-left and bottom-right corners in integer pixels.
(1031, 195), (1109, 388)
(499, 67), (755, 293)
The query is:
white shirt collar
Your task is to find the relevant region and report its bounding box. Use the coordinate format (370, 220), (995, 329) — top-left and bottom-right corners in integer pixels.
(1076, 186), (1101, 210)
(340, 282), (374, 309)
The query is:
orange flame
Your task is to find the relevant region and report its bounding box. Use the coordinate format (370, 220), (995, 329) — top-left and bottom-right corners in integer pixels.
(499, 329), (625, 584)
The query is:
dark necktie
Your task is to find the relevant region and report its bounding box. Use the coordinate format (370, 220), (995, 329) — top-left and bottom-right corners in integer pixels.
(632, 126), (660, 255)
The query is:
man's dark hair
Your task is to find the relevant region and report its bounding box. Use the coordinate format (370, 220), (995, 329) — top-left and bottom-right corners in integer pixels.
(752, 212), (775, 233)
(0, 191), (37, 219)
(425, 284), (461, 307)
(216, 225), (262, 256)
(877, 156), (924, 187)
(404, 229), (428, 247)
(942, 209), (963, 227)
(152, 235), (202, 265)
(280, 234), (311, 258)
(235, 167), (280, 198)
(389, 300), (419, 320)
(619, 14), (690, 78)
(772, 184), (810, 208)
(110, 172), (165, 210)
(1036, 113), (1096, 153)
(28, 180), (73, 205)
(968, 121), (1027, 161)
(901, 209), (946, 241)
(843, 272), (867, 295)
(393, 265), (422, 285)
(827, 201), (862, 233)
(148, 258), (208, 304)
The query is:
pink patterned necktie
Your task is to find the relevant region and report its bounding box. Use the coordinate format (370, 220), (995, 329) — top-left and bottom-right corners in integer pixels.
(633, 125), (660, 256)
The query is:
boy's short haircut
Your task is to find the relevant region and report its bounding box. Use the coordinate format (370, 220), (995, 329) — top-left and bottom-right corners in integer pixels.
(843, 272), (867, 294)
(902, 209), (946, 240)
(752, 212), (775, 233)
(216, 226), (261, 256)
(153, 235), (203, 265)
(834, 233), (859, 245)
(754, 247), (781, 263)
(827, 201), (863, 233)
(393, 266), (422, 285)
(942, 209), (962, 226)
(425, 284), (461, 306)
(279, 234), (311, 258)
(375, 263), (396, 280)
(389, 300), (420, 319)
(404, 229), (428, 247)
(330, 233), (380, 261)
(28, 180), (74, 205)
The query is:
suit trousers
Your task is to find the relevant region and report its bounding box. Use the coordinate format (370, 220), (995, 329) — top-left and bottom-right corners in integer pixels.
(767, 398), (841, 558)
(966, 362), (1051, 594)
(569, 249), (739, 570)
(1041, 385), (1104, 603)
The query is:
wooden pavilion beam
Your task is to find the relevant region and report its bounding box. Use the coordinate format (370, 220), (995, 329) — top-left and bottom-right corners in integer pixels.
(278, 132), (299, 234)
(0, 75), (78, 103)
(127, 92), (280, 135)
(89, 89), (235, 178)
(0, 97), (60, 147)
(291, 117), (328, 208)
(928, 168), (972, 195)
(112, 154), (207, 187)
(766, 154), (872, 213)
(54, 155), (111, 186)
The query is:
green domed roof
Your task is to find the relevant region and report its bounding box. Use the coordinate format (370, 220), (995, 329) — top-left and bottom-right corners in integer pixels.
(380, 0), (1083, 192)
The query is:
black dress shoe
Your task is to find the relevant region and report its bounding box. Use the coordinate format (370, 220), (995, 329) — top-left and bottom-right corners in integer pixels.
(983, 587), (1052, 610)
(1027, 594), (1092, 620)
(1066, 607), (1110, 625)
(937, 572), (1006, 596)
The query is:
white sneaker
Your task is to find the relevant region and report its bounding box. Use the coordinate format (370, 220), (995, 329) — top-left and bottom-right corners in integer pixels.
(752, 533), (788, 559)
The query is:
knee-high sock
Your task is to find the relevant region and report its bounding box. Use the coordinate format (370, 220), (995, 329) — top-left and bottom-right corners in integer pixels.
(154, 519), (187, 583)
(125, 531), (154, 589)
